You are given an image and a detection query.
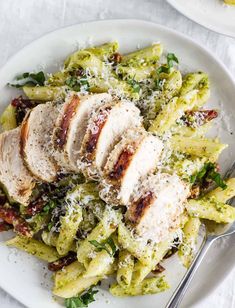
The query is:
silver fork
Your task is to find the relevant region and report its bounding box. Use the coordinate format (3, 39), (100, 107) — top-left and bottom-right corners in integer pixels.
(165, 162), (235, 308)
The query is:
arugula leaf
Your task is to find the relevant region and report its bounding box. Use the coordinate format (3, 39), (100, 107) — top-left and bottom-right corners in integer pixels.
(65, 76), (89, 92)
(9, 71), (46, 88)
(127, 78), (141, 93)
(190, 162), (227, 190)
(89, 237), (117, 257)
(65, 287), (98, 308)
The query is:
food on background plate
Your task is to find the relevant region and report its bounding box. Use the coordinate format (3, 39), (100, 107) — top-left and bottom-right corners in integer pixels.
(224, 0), (235, 5)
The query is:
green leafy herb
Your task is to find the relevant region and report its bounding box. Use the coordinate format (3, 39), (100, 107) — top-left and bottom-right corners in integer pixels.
(65, 287), (98, 308)
(127, 78), (141, 93)
(154, 77), (166, 91)
(207, 168), (227, 190)
(156, 65), (171, 75)
(47, 222), (53, 231)
(89, 237), (117, 257)
(9, 71), (46, 88)
(167, 53), (179, 68)
(190, 162), (227, 190)
(65, 76), (89, 92)
(156, 53), (179, 76)
(42, 200), (57, 214)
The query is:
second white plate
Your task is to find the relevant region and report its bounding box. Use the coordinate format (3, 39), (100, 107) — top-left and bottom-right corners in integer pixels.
(167, 0), (235, 38)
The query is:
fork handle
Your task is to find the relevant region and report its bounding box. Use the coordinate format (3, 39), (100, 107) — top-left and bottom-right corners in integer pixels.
(165, 236), (213, 308)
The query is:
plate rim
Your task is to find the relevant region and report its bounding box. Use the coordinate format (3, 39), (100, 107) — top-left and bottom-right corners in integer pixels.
(167, 0), (235, 38)
(0, 18), (235, 308)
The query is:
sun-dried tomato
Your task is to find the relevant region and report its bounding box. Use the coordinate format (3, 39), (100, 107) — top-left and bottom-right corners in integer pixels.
(109, 52), (122, 64)
(0, 221), (12, 232)
(0, 206), (32, 237)
(48, 252), (77, 271)
(183, 109), (218, 127)
(152, 263), (165, 274)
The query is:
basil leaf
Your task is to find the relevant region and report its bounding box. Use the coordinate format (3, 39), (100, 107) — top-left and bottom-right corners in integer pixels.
(47, 222), (53, 231)
(190, 174), (197, 184)
(106, 237), (117, 256)
(127, 79), (141, 93)
(65, 297), (84, 308)
(156, 53), (179, 76)
(207, 169), (227, 190)
(156, 65), (171, 75)
(81, 288), (98, 306)
(65, 76), (89, 92)
(167, 53), (179, 68)
(9, 71), (46, 88)
(65, 287), (98, 308)
(190, 162), (227, 190)
(89, 237), (117, 257)
(89, 240), (111, 256)
(42, 200), (57, 214)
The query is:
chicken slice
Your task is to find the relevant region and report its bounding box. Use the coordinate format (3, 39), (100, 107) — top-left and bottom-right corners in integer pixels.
(21, 101), (59, 182)
(100, 129), (163, 205)
(53, 92), (112, 172)
(81, 100), (142, 178)
(0, 128), (35, 205)
(126, 173), (189, 243)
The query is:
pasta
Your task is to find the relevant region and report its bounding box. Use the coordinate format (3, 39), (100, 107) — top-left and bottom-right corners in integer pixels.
(110, 276), (169, 297)
(178, 217), (201, 268)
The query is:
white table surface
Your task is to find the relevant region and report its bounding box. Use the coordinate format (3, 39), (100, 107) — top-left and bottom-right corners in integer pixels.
(0, 0), (235, 307)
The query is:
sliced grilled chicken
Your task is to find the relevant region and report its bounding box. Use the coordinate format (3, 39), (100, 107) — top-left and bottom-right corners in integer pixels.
(21, 101), (59, 182)
(53, 92), (112, 172)
(126, 173), (189, 243)
(100, 129), (163, 205)
(81, 100), (142, 178)
(0, 128), (35, 205)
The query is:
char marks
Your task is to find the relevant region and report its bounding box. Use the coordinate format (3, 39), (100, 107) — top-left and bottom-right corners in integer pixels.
(128, 191), (154, 224)
(84, 106), (112, 161)
(55, 95), (80, 149)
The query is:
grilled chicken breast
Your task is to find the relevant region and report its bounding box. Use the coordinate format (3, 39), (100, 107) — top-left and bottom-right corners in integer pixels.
(21, 101), (59, 182)
(53, 92), (112, 172)
(100, 128), (163, 205)
(126, 173), (189, 243)
(81, 100), (142, 178)
(0, 128), (35, 205)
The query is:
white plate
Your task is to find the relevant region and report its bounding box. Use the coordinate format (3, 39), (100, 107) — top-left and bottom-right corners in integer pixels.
(167, 0), (235, 38)
(0, 19), (235, 308)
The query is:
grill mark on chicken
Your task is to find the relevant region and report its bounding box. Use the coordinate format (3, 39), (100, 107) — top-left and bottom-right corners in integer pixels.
(84, 106), (112, 162)
(109, 147), (135, 181)
(20, 112), (30, 158)
(56, 95), (80, 149)
(129, 191), (154, 224)
(19, 187), (32, 197)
